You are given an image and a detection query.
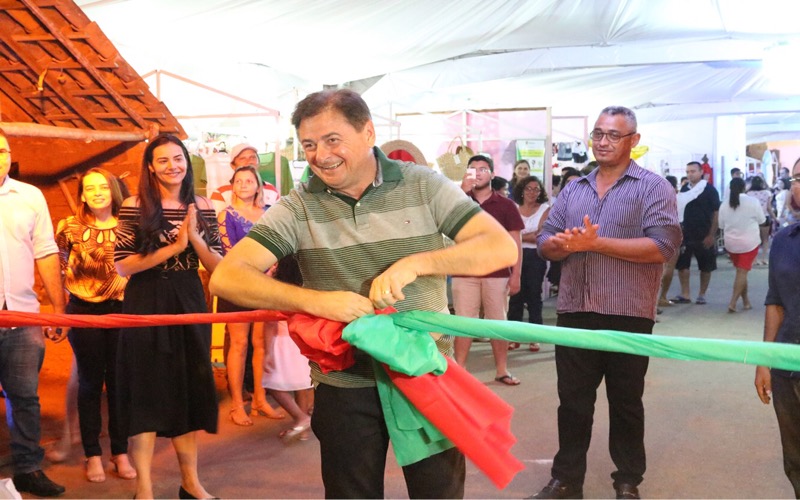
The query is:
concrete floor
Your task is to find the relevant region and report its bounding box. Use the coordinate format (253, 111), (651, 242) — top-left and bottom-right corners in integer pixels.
(0, 257), (795, 499)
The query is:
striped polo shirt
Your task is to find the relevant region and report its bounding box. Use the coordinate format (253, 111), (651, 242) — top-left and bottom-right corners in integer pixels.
(537, 161), (682, 321)
(248, 147), (481, 388)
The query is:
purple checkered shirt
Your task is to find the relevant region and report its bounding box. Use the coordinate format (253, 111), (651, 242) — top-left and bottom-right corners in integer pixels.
(537, 161), (682, 320)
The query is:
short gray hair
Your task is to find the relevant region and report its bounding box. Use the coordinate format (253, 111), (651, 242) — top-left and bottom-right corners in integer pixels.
(600, 106), (637, 131)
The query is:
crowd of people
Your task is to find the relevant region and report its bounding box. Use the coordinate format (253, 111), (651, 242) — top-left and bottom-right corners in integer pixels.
(0, 91), (798, 500)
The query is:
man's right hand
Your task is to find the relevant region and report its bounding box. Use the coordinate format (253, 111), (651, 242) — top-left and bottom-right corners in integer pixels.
(308, 290), (375, 323)
(460, 170), (476, 193)
(755, 365), (772, 404)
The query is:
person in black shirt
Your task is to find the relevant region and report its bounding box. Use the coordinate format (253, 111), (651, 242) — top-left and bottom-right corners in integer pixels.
(671, 161), (720, 304)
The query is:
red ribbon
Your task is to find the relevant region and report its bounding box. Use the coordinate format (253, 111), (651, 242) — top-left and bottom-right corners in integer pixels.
(0, 310), (287, 329)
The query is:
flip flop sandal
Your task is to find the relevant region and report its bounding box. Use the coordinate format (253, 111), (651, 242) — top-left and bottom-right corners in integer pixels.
(281, 422), (311, 444)
(494, 374), (521, 386)
(670, 295), (692, 304)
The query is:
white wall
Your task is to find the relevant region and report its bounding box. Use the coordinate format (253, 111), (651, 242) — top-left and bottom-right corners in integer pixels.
(714, 115), (747, 193)
(638, 117), (714, 177)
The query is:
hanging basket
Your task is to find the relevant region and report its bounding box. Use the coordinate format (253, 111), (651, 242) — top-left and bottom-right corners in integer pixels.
(436, 137), (474, 181)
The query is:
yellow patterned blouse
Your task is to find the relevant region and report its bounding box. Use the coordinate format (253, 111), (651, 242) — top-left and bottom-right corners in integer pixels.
(55, 216), (128, 302)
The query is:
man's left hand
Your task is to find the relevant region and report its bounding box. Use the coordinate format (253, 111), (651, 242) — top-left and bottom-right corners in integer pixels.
(552, 215), (600, 253)
(508, 274), (521, 296)
(702, 234), (715, 249)
(369, 258), (419, 309)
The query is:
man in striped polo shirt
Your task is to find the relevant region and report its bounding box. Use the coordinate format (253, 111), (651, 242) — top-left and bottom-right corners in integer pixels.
(210, 89), (517, 498)
(531, 106), (682, 500)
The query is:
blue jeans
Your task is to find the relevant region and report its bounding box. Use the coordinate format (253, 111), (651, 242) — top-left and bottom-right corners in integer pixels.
(771, 373), (800, 498)
(0, 326), (45, 474)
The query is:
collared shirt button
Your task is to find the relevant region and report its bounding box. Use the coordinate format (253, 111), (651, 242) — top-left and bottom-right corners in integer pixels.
(356, 202), (361, 207)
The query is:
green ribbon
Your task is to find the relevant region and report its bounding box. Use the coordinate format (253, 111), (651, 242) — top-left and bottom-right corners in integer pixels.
(388, 311), (800, 372)
(339, 310), (800, 468)
(343, 314), (453, 466)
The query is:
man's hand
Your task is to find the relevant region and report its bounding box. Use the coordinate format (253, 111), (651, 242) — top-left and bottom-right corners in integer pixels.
(308, 291), (374, 323)
(369, 258), (419, 309)
(551, 215), (600, 254)
(44, 326), (69, 343)
(460, 170), (477, 194)
(702, 234), (715, 249)
(755, 366), (772, 404)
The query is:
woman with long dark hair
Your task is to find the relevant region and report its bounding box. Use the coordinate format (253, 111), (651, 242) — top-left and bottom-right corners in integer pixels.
(719, 177), (765, 312)
(114, 134), (222, 499)
(55, 168), (135, 483)
(507, 176), (550, 351)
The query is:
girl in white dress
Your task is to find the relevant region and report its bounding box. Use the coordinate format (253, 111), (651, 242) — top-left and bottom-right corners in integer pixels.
(262, 256), (314, 442)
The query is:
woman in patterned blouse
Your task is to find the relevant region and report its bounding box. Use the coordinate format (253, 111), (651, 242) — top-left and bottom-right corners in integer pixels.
(56, 168), (136, 483)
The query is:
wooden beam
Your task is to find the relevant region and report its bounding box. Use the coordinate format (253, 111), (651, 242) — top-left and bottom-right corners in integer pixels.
(20, 0), (149, 129)
(0, 121), (146, 142)
(0, 37), (105, 129)
(0, 77), (54, 124)
(0, 61), (119, 72)
(93, 112), (166, 120)
(19, 88), (144, 98)
(13, 33), (88, 42)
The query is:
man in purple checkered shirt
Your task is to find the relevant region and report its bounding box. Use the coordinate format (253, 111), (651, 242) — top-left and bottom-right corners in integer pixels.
(531, 106), (682, 500)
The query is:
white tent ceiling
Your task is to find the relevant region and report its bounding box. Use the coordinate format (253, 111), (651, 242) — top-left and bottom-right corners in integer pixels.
(74, 0), (800, 144)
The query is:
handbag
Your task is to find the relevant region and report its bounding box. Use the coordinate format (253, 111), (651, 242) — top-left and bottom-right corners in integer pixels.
(436, 137), (474, 181)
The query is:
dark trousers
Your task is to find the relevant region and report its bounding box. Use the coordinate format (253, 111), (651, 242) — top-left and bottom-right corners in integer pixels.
(311, 383), (465, 499)
(67, 297), (127, 457)
(771, 373), (800, 498)
(508, 248), (548, 324)
(552, 312), (653, 487)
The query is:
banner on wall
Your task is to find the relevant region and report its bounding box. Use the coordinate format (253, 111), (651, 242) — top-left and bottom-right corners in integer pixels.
(516, 139), (546, 179)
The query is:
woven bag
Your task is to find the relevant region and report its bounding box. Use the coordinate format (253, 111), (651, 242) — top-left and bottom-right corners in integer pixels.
(436, 137), (474, 181)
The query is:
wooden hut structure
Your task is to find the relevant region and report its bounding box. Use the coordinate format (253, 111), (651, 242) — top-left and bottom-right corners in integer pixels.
(0, 0), (185, 223)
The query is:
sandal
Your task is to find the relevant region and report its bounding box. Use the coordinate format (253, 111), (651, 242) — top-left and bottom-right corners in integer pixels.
(494, 374), (521, 386)
(251, 401), (285, 420)
(85, 456), (106, 483)
(229, 405), (253, 426)
(280, 421), (311, 444)
(529, 343), (540, 352)
(110, 454), (137, 480)
(670, 295), (692, 304)
(508, 342), (521, 351)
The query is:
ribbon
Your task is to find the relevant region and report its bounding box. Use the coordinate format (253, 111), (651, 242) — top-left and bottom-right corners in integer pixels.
(0, 310), (286, 329)
(392, 311), (800, 372)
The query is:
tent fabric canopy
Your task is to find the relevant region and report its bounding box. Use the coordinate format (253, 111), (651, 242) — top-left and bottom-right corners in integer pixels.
(71, 0), (800, 143)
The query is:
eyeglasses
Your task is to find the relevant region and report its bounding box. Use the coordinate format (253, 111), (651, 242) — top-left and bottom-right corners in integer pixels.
(791, 176), (800, 183)
(590, 130), (637, 143)
(524, 186), (541, 192)
(0, 149), (10, 155)
(471, 167), (491, 174)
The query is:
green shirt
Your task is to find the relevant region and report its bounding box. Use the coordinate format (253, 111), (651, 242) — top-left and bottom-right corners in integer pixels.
(248, 147), (480, 387)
